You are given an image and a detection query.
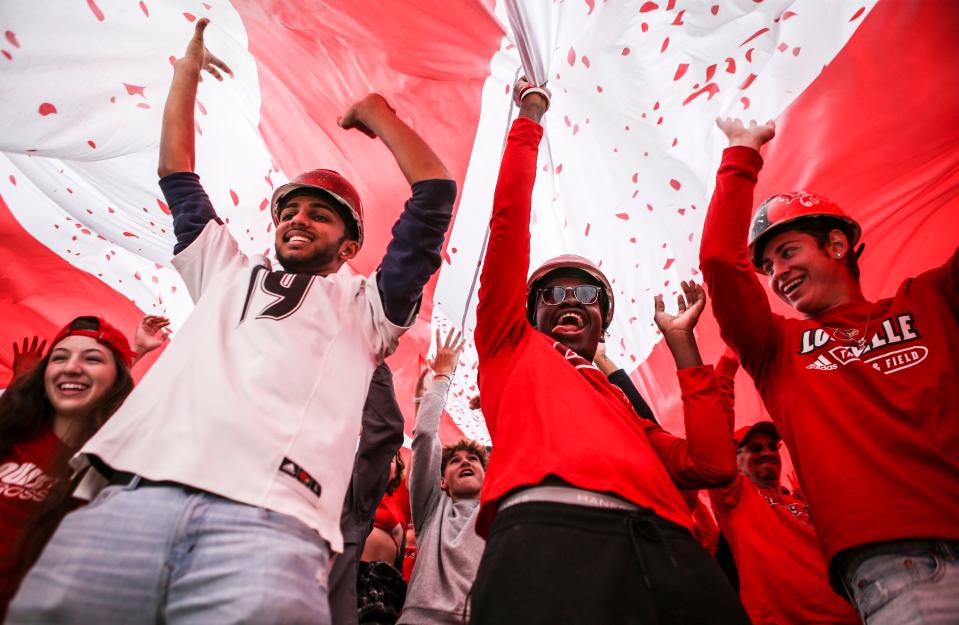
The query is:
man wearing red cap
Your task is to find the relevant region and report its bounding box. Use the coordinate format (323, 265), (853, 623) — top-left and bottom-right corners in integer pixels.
(468, 79), (748, 624)
(9, 20), (455, 625)
(700, 118), (959, 624)
(708, 353), (858, 625)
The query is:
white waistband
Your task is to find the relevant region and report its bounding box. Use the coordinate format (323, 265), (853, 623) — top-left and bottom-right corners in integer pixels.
(499, 485), (640, 513)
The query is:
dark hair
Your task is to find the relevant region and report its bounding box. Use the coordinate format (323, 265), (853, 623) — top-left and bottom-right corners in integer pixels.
(441, 439), (489, 474)
(525, 268), (610, 329)
(0, 323), (135, 577)
(385, 450), (405, 496)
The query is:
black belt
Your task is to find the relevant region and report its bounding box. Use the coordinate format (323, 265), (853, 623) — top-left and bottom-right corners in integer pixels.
(107, 470), (188, 490)
(89, 455), (197, 492)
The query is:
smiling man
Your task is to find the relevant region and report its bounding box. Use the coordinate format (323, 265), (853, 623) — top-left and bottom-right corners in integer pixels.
(700, 118), (959, 625)
(707, 356), (859, 625)
(469, 80), (748, 625)
(8, 20), (455, 625)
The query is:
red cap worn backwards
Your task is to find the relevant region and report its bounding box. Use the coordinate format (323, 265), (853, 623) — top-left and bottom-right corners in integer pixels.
(48, 316), (138, 369)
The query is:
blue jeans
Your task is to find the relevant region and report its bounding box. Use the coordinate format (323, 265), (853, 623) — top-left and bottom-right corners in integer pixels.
(842, 540), (959, 625)
(7, 479), (331, 625)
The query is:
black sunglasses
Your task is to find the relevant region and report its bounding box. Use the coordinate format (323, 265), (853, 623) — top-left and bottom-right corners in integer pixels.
(740, 441), (781, 454)
(538, 285), (601, 306)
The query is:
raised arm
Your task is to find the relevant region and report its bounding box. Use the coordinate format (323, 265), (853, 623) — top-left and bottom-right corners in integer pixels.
(474, 80), (548, 358)
(708, 349), (747, 512)
(338, 94), (457, 326)
(699, 118), (779, 373)
(644, 282), (737, 488)
(351, 364), (406, 538)
(130, 315), (170, 366)
(157, 19), (232, 255)
(409, 329), (463, 534)
(596, 342), (659, 425)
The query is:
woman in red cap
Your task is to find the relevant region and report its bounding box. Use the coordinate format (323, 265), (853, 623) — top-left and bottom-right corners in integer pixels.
(0, 315), (167, 617)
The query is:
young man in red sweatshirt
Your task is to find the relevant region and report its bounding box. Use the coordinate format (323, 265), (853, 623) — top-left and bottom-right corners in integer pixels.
(709, 354), (859, 625)
(700, 118), (959, 624)
(469, 80), (749, 625)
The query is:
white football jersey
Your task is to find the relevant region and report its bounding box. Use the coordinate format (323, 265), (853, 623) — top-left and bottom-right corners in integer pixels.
(80, 222), (407, 552)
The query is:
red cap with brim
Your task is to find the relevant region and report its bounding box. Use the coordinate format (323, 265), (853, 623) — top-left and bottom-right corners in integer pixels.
(47, 317), (138, 369)
(734, 421), (781, 448)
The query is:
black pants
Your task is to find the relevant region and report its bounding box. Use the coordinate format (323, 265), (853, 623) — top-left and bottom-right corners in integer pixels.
(469, 502), (749, 625)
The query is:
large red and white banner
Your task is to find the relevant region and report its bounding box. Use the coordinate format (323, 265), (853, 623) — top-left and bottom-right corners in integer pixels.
(2, 0), (957, 445)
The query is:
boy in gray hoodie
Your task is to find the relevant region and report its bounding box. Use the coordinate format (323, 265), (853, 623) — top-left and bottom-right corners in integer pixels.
(399, 329), (487, 625)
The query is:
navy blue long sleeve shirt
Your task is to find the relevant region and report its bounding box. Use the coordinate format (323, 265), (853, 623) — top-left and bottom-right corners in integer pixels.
(158, 172), (456, 325)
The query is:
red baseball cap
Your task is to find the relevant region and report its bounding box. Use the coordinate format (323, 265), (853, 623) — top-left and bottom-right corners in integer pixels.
(48, 316), (138, 369)
(734, 421), (781, 448)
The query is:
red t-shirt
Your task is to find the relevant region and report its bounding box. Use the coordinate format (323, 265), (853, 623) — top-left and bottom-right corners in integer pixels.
(711, 477), (859, 624)
(0, 426), (71, 615)
(700, 146), (959, 570)
(373, 479), (411, 533)
(474, 117), (736, 536)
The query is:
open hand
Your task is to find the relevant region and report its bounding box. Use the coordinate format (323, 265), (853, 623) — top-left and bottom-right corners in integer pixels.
(428, 327), (464, 376)
(12, 335), (47, 379)
(182, 18), (234, 81)
(133, 315), (171, 355)
(716, 117), (775, 150)
(653, 281), (706, 336)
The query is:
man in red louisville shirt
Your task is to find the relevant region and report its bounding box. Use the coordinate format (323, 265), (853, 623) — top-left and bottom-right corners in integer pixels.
(468, 80), (749, 625)
(700, 118), (959, 625)
(709, 353), (858, 625)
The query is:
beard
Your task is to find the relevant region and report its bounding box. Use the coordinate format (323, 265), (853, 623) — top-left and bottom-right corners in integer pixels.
(275, 234), (345, 274)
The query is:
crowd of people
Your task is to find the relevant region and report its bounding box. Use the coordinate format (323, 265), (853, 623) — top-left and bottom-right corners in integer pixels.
(2, 19), (956, 625)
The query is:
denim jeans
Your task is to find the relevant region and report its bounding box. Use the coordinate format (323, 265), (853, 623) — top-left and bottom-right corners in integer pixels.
(7, 479), (331, 625)
(842, 540), (959, 625)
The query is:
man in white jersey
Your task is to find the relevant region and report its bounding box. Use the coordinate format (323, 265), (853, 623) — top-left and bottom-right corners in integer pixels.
(9, 20), (456, 625)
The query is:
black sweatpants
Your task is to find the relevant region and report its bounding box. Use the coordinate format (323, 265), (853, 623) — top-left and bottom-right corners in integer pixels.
(469, 502), (749, 625)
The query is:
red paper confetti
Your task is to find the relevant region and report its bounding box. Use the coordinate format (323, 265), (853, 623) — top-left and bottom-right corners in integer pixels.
(585, 0), (595, 15)
(567, 47), (576, 67)
(669, 179), (681, 190)
(87, 0), (105, 21)
(663, 258), (675, 270)
(673, 63), (689, 80)
(639, 1), (658, 12)
(672, 10), (685, 25)
(139, 1), (149, 17)
(5, 31), (19, 48)
(725, 57), (736, 73)
(183, 12), (197, 22)
(230, 189), (239, 206)
(616, 213), (629, 220)
(156, 198), (171, 215)
(682, 82), (719, 105)
(622, 47), (631, 56)
(710, 5), (719, 15)
(739, 73), (757, 90)
(87, 140), (96, 148)
(740, 28), (769, 47)
(38, 102), (57, 116)
(705, 63), (717, 81)
(123, 231), (140, 238)
(123, 83), (146, 97)
(850, 7), (865, 21)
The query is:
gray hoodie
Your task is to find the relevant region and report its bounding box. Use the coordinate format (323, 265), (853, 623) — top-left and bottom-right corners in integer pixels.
(398, 378), (485, 625)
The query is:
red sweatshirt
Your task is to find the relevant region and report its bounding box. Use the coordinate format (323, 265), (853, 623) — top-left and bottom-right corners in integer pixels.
(0, 427), (71, 616)
(700, 146), (959, 572)
(474, 117), (736, 536)
(710, 355), (859, 625)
